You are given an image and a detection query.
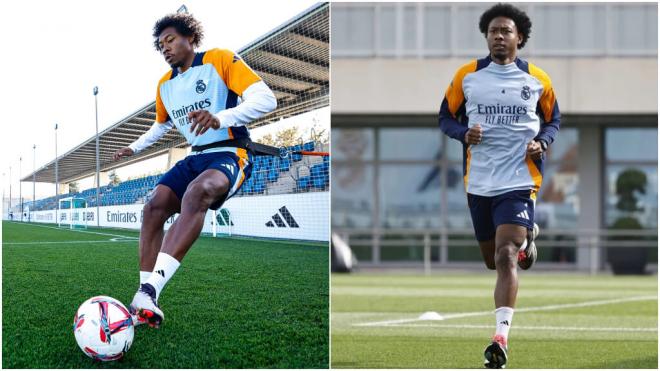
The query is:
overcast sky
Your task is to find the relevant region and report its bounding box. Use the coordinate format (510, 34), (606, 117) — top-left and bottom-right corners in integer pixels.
(1, 0), (321, 200)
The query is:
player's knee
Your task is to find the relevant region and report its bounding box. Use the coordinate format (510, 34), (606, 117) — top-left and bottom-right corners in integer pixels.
(183, 181), (224, 211)
(494, 243), (517, 269)
(143, 198), (171, 223)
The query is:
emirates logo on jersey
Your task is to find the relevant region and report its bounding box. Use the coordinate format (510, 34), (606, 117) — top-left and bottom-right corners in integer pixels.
(521, 85), (531, 101)
(196, 80), (207, 94)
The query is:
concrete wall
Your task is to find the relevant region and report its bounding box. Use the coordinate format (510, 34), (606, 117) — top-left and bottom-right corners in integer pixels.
(331, 58), (658, 114)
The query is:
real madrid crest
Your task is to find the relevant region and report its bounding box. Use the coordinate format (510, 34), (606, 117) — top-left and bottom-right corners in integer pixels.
(521, 85), (531, 100)
(196, 80), (207, 94)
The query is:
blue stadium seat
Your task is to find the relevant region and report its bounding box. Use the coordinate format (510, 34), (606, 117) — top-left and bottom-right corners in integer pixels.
(303, 141), (315, 152)
(291, 145), (303, 162)
(297, 176), (311, 191)
(278, 157), (291, 172)
(267, 168), (278, 183)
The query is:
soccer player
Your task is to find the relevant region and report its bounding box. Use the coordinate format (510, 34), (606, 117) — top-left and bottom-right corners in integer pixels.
(438, 3), (560, 368)
(112, 13), (276, 328)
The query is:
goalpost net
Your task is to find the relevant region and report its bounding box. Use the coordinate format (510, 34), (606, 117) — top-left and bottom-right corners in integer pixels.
(58, 197), (88, 229)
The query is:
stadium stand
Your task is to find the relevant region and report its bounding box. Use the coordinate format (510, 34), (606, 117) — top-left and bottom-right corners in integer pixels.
(26, 141), (329, 211)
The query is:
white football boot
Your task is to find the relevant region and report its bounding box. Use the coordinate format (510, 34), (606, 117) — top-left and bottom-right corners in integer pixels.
(129, 283), (164, 328)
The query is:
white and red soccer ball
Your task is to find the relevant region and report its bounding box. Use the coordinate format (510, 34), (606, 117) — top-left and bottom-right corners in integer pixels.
(73, 296), (134, 361)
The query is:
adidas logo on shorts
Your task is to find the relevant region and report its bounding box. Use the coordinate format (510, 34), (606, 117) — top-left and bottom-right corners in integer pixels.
(516, 210), (530, 220)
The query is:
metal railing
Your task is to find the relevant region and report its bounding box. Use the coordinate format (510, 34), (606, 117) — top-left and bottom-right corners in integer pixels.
(333, 228), (658, 275)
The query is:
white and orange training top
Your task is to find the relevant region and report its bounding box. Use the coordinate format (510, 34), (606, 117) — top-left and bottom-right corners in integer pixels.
(439, 56), (560, 199)
(129, 48), (276, 155)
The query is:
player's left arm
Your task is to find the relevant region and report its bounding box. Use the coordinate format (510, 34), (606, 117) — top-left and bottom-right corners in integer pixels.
(214, 49), (277, 127)
(216, 80), (277, 128)
(531, 65), (561, 149)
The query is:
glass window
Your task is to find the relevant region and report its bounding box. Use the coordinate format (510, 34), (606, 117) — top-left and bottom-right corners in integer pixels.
(534, 5), (573, 52)
(332, 164), (375, 228)
(445, 164), (471, 229)
(611, 4), (658, 53)
(378, 164), (442, 229)
(605, 164), (658, 229)
(332, 128), (374, 161)
(573, 5), (606, 52)
(547, 128), (578, 162)
(606, 128), (658, 161)
(446, 135), (465, 162)
(377, 5), (396, 54)
(379, 128), (441, 161)
(605, 127), (658, 229)
(402, 5), (418, 53)
(331, 5), (374, 53)
(455, 4), (495, 55)
(537, 164), (580, 230)
(423, 5), (451, 55)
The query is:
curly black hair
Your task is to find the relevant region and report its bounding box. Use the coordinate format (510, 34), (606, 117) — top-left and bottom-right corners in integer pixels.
(153, 13), (204, 51)
(479, 3), (532, 49)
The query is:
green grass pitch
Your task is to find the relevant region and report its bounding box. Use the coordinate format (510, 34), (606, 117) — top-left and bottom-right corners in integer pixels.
(3, 221), (328, 368)
(332, 272), (657, 368)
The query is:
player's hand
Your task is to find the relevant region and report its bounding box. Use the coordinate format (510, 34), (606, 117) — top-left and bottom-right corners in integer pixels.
(113, 147), (134, 161)
(526, 141), (543, 161)
(188, 110), (221, 136)
(464, 124), (483, 145)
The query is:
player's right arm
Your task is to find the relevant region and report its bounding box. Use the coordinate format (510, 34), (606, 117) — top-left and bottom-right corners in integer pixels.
(113, 120), (174, 161)
(438, 61), (477, 144)
(113, 74), (174, 161)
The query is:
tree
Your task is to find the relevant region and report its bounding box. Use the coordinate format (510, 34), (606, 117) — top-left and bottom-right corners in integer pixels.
(309, 117), (329, 144)
(257, 126), (303, 148)
(108, 170), (121, 186)
(615, 168), (647, 212)
(68, 181), (79, 193)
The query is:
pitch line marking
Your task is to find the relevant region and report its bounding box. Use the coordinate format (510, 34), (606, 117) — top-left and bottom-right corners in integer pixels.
(4, 240), (137, 245)
(354, 295), (657, 327)
(385, 324), (657, 332)
(6, 221), (137, 239)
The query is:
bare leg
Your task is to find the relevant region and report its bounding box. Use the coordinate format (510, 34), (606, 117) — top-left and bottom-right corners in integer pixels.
(139, 185), (180, 271)
(493, 224), (527, 308)
(160, 169), (230, 262)
(479, 239), (496, 270)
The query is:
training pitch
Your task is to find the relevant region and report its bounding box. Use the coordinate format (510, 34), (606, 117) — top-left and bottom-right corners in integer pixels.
(3, 221), (328, 368)
(332, 271), (657, 368)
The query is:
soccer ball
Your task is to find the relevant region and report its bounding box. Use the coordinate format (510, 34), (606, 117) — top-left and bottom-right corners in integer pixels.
(73, 296), (134, 361)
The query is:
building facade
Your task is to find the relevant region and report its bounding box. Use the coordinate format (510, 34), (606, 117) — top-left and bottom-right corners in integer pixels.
(331, 2), (658, 271)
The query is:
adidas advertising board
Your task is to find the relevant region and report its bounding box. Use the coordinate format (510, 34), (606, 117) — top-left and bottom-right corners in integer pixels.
(28, 192), (328, 242)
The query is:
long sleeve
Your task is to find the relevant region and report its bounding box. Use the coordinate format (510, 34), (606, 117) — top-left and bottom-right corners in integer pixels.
(215, 81), (277, 128)
(128, 120), (173, 153)
(439, 98), (469, 144)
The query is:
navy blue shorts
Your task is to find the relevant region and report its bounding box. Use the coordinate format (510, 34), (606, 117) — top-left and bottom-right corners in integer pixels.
(467, 189), (535, 242)
(157, 151), (252, 210)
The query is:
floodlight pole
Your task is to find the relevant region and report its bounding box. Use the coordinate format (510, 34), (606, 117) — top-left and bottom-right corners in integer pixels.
(19, 156), (22, 222)
(94, 86), (100, 227)
(55, 123), (59, 216)
(32, 144), (36, 222)
(8, 166), (11, 218)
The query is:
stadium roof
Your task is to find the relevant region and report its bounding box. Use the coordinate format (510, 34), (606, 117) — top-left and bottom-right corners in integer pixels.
(25, 2), (328, 184)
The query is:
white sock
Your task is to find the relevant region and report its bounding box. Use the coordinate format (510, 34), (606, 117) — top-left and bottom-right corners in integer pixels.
(145, 253), (181, 300)
(140, 271), (151, 285)
(495, 306), (514, 340)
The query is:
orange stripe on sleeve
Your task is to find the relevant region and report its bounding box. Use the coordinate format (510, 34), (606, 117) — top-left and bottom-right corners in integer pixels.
(203, 48), (261, 96)
(528, 63), (556, 123)
(445, 60), (478, 117)
(155, 70), (172, 124)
